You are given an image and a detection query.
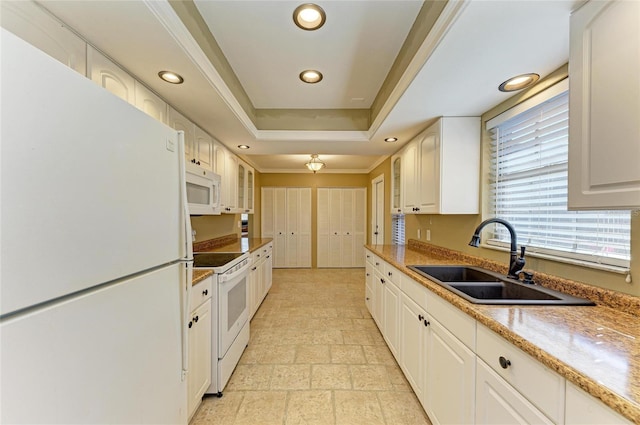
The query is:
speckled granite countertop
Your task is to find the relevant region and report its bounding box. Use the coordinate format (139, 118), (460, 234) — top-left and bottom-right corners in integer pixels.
(194, 236), (273, 254)
(367, 242), (639, 423)
(190, 236), (273, 286)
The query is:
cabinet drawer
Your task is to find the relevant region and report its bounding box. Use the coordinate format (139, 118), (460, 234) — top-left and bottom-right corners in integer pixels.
(365, 250), (374, 265)
(476, 324), (565, 423)
(252, 249), (262, 264)
(191, 277), (213, 310)
(384, 262), (402, 285)
(428, 293), (475, 350)
(401, 274), (428, 309)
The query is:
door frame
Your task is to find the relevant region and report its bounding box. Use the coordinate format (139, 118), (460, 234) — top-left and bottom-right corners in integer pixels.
(371, 174), (385, 245)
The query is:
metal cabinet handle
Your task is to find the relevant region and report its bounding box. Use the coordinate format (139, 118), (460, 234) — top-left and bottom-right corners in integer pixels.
(194, 315), (199, 323)
(418, 314), (424, 321)
(499, 356), (511, 369)
(202, 289), (208, 296)
(423, 319), (430, 327)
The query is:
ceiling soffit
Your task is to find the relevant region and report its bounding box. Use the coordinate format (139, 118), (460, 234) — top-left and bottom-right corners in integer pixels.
(168, 0), (446, 132)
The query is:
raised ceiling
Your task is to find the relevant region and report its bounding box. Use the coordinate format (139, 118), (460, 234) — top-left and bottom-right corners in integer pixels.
(38, 0), (582, 173)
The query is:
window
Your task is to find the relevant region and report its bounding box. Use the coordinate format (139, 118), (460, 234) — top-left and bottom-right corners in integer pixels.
(487, 82), (630, 268)
(391, 214), (405, 245)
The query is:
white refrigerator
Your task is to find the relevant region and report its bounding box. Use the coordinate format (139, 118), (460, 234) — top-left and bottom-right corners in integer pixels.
(0, 29), (193, 424)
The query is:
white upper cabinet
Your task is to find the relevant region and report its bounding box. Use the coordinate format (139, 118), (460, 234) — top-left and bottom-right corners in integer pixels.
(168, 106), (196, 164)
(237, 160), (254, 214)
(194, 126), (214, 171)
(87, 46), (135, 104)
(1, 1), (86, 76)
(168, 107), (214, 171)
(391, 155), (403, 214)
(402, 117), (480, 214)
(134, 82), (167, 124)
(568, 0), (640, 209)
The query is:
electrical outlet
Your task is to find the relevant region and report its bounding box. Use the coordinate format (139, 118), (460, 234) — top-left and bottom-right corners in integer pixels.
(426, 229), (431, 241)
(191, 230), (196, 242)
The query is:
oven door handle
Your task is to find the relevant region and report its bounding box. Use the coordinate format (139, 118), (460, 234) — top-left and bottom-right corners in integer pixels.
(219, 257), (252, 283)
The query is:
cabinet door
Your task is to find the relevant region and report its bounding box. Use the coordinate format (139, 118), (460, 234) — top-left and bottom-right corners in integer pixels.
(391, 155), (403, 213)
(425, 317), (475, 425)
(1, 0), (87, 75)
(417, 128), (439, 213)
(187, 299), (212, 419)
(263, 250), (273, 293)
(476, 359), (553, 425)
(568, 0), (640, 209)
(353, 188), (367, 267)
(168, 107), (195, 164)
(194, 126), (214, 171)
(402, 141), (419, 213)
(248, 264), (259, 319)
(246, 168), (254, 213)
(382, 278), (400, 357)
(328, 189), (343, 267)
(237, 162), (246, 211)
(399, 293), (427, 403)
(134, 82), (167, 124)
(223, 153), (238, 212)
(261, 188), (274, 237)
(365, 261), (374, 315)
(87, 47), (135, 105)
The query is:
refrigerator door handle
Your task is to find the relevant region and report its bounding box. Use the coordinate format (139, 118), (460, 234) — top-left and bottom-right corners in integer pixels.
(176, 130), (194, 261)
(181, 261), (193, 381)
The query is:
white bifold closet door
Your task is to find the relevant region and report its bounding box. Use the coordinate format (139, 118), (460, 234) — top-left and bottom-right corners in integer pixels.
(261, 187), (311, 268)
(317, 188), (366, 268)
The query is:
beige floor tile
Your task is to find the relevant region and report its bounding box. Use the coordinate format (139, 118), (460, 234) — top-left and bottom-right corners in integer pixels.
(341, 330), (375, 345)
(270, 364), (311, 390)
(225, 364), (272, 390)
(350, 364), (394, 390)
(352, 318), (378, 331)
(363, 345), (396, 365)
(234, 391), (287, 425)
(189, 392), (243, 425)
(296, 344), (331, 364)
(258, 344), (297, 364)
(378, 391), (432, 424)
(334, 391), (385, 425)
(285, 390), (335, 425)
(310, 329), (344, 345)
(311, 364), (352, 389)
(330, 345), (366, 364)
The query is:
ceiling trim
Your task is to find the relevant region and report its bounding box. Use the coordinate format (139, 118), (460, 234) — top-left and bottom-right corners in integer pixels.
(367, 0), (471, 139)
(143, 0), (257, 133)
(254, 130), (369, 143)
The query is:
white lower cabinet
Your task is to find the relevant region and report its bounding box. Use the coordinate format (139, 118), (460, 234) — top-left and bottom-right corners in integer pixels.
(382, 273), (400, 358)
(565, 382), (631, 425)
(399, 292), (427, 403)
(476, 359), (553, 424)
(187, 278), (212, 420)
(249, 243), (273, 319)
(425, 316), (476, 425)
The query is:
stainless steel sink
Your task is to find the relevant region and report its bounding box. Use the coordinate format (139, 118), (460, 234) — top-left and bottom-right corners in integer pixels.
(408, 265), (595, 306)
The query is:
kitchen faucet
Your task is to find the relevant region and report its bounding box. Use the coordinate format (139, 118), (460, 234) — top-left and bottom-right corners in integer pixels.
(468, 218), (527, 280)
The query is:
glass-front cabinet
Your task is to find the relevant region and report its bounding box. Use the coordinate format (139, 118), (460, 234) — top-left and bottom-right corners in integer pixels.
(237, 160), (254, 214)
(391, 154), (403, 213)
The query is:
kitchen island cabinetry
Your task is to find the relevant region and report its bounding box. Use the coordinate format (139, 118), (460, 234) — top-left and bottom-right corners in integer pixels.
(568, 0), (640, 209)
(401, 117), (480, 214)
(187, 277), (212, 420)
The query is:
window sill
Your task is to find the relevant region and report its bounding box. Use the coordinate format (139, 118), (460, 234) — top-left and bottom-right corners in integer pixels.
(480, 243), (630, 275)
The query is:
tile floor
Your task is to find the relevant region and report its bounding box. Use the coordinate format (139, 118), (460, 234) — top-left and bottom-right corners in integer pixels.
(190, 268), (431, 425)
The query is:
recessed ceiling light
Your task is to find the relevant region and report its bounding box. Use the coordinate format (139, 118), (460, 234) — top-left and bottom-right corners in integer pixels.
(300, 69), (323, 84)
(158, 71), (184, 84)
(237, 145), (250, 149)
(384, 137), (398, 143)
(498, 73), (540, 92)
(293, 3), (326, 31)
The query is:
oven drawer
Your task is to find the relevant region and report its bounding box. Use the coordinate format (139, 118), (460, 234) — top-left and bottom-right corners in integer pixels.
(191, 277), (212, 309)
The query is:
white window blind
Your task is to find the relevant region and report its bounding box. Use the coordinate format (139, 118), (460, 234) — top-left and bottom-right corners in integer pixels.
(391, 214), (405, 245)
(488, 89), (630, 268)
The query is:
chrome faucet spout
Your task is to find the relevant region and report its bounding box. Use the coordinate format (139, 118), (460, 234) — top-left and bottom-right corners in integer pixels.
(468, 218), (525, 279)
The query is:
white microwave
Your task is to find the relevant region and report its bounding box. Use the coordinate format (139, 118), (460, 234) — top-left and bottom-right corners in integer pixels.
(185, 163), (221, 215)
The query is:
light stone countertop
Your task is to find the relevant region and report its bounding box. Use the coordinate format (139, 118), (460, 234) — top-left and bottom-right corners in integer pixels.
(366, 243), (639, 423)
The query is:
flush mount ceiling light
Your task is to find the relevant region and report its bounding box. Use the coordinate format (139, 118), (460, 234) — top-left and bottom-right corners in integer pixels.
(299, 69), (323, 84)
(305, 154), (325, 173)
(498, 73), (540, 92)
(384, 137), (398, 143)
(237, 145), (250, 149)
(158, 71), (184, 84)
(293, 3), (326, 30)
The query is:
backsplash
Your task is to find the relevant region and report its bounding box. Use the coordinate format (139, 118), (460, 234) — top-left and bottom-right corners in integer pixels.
(193, 234), (238, 252)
